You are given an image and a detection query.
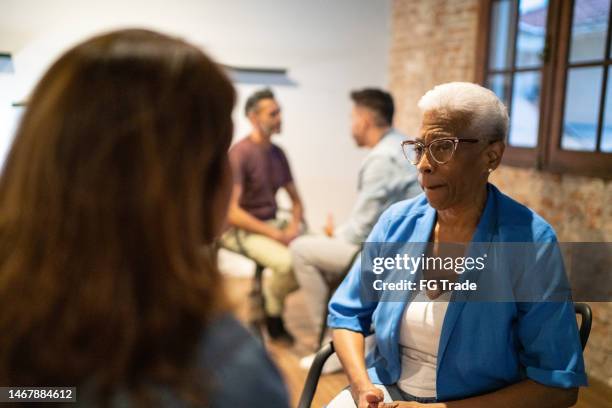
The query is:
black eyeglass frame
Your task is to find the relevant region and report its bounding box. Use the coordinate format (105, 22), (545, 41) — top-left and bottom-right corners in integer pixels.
(400, 137), (483, 165)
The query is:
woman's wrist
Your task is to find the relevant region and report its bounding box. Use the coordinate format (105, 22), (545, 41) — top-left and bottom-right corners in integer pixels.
(350, 378), (375, 394)
(349, 381), (374, 406)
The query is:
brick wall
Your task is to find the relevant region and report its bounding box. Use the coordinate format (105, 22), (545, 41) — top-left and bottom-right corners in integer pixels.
(490, 169), (612, 387)
(390, 0), (480, 137)
(389, 0), (611, 386)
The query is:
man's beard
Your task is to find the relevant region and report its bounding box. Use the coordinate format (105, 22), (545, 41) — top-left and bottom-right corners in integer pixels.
(264, 124), (281, 135)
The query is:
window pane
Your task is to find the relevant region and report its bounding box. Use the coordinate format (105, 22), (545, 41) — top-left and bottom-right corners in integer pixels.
(516, 0), (549, 68)
(569, 0), (611, 63)
(489, 0), (516, 70)
(508, 71), (541, 147)
(487, 73), (512, 107)
(601, 67), (612, 152)
(561, 67), (603, 151)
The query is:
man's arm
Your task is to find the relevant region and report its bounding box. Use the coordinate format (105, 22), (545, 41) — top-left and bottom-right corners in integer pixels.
(227, 184), (286, 243)
(284, 181), (304, 238)
(335, 157), (395, 244)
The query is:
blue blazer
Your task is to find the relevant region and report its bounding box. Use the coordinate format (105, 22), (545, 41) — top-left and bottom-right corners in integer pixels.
(328, 184), (587, 402)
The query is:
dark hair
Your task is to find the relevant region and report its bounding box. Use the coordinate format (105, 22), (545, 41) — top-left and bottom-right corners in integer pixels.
(0, 29), (235, 406)
(350, 88), (395, 126)
(244, 88), (275, 116)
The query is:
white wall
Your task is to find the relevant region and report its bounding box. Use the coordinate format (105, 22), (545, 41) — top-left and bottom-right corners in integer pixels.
(0, 0), (391, 233)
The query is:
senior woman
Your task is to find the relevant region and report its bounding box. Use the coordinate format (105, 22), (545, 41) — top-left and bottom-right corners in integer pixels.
(326, 82), (586, 408)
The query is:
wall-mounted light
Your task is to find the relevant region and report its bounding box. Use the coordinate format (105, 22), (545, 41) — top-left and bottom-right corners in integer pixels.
(222, 65), (297, 86)
(0, 53), (14, 74)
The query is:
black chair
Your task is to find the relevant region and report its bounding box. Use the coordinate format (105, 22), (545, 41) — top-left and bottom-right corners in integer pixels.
(248, 262), (267, 340)
(297, 302), (593, 408)
(574, 302), (592, 351)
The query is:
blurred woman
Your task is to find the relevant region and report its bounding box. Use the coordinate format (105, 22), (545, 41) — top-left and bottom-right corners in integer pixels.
(0, 29), (289, 407)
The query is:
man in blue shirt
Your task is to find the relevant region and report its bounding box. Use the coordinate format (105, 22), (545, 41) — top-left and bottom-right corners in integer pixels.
(290, 89), (420, 369)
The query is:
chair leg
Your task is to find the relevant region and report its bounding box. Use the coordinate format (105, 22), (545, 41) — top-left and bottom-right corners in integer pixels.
(249, 264), (266, 340)
(317, 291), (333, 349)
(297, 342), (335, 408)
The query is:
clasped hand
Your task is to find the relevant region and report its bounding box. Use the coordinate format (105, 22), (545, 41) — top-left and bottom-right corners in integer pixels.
(355, 388), (442, 408)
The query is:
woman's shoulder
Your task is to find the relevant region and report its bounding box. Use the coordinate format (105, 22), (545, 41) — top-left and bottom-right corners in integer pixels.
(74, 315), (289, 408)
(382, 192), (429, 221)
(365, 193), (430, 241)
(199, 314), (290, 408)
(491, 184), (557, 242)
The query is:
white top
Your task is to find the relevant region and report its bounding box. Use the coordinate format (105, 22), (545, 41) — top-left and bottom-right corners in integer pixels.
(397, 291), (451, 398)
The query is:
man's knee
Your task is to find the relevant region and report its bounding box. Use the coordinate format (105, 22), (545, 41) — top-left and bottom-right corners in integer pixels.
(289, 235), (308, 255)
(267, 267), (298, 297)
(267, 250), (293, 277)
(289, 235), (322, 263)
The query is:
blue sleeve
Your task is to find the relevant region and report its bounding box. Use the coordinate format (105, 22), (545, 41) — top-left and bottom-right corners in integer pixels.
(517, 301), (587, 388)
(327, 210), (390, 334)
(516, 231), (587, 389)
(203, 316), (290, 408)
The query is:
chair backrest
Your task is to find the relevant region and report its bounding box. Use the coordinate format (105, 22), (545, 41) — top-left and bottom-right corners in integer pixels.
(574, 302), (592, 351)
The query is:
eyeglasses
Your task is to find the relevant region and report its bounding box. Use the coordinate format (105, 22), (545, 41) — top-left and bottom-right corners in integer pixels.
(401, 137), (481, 165)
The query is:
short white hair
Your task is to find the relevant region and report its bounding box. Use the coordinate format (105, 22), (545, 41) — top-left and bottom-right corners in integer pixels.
(417, 82), (509, 142)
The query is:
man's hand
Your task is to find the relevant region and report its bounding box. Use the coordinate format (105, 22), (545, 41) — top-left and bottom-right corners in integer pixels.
(284, 221), (301, 242)
(324, 212), (334, 237)
(379, 403), (443, 408)
(269, 228), (290, 246)
(351, 385), (385, 408)
(269, 225), (299, 246)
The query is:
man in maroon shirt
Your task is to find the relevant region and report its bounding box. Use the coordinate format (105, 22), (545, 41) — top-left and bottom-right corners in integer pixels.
(222, 88), (304, 344)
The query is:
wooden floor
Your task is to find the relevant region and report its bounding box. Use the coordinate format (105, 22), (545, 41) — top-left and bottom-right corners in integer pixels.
(224, 276), (611, 408)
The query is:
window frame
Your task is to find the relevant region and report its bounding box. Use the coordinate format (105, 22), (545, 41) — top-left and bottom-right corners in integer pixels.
(476, 0), (612, 179)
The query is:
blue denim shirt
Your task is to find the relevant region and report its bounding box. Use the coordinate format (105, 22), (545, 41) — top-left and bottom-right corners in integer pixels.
(335, 129), (420, 245)
(202, 315), (289, 407)
(77, 315), (290, 407)
(328, 184), (587, 402)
